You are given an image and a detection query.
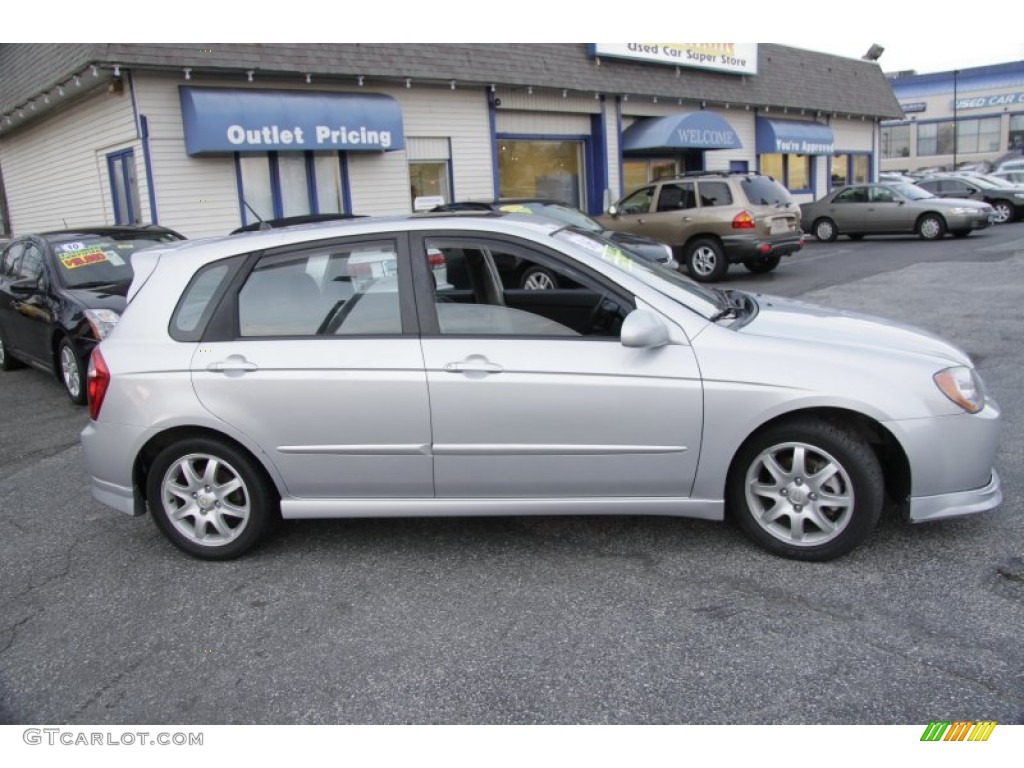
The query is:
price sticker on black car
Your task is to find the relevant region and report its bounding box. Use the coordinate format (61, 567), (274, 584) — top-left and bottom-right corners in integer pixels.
(59, 245), (110, 269)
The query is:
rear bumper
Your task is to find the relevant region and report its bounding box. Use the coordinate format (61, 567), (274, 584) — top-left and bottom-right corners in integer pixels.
(721, 234), (804, 263)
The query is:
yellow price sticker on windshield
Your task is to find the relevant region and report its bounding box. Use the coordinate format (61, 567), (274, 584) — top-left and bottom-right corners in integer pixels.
(59, 245), (110, 270)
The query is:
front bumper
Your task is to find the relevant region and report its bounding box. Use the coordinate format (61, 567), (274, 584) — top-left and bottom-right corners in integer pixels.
(721, 233), (804, 263)
(909, 469), (1002, 522)
(946, 210), (994, 230)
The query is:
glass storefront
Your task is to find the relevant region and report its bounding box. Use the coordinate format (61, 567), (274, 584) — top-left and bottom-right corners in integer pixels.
(622, 159), (678, 194)
(498, 140), (584, 207)
(238, 152), (345, 225)
(409, 161), (451, 211)
(758, 153), (810, 193)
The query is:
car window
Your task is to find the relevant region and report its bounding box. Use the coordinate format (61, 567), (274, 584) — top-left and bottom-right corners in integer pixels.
(697, 181), (733, 207)
(18, 244), (45, 282)
(237, 241), (403, 337)
(424, 238), (631, 339)
(1, 242), (25, 278)
(870, 186), (898, 203)
(741, 176), (793, 205)
(834, 187), (868, 203)
(617, 187), (654, 215)
(501, 202), (603, 233)
(171, 262), (235, 341)
(49, 234), (173, 288)
(656, 183), (696, 212)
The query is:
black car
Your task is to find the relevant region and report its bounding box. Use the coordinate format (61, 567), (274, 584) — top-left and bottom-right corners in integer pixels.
(0, 226), (185, 403)
(431, 199), (677, 289)
(915, 175), (1024, 224)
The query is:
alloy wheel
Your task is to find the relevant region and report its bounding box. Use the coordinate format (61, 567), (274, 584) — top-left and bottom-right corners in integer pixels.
(160, 453), (251, 547)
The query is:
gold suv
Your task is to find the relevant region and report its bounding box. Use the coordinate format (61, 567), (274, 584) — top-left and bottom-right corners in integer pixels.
(600, 172), (804, 282)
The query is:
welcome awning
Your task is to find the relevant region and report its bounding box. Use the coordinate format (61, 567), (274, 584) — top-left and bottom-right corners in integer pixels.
(180, 87), (405, 155)
(756, 118), (834, 155)
(622, 111), (743, 152)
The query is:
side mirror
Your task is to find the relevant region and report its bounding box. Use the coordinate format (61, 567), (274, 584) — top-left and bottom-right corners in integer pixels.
(607, 204), (619, 217)
(9, 278), (37, 297)
(620, 309), (670, 349)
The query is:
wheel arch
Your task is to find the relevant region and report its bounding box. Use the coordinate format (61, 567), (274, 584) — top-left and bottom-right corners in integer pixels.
(134, 425), (283, 514)
(725, 406), (911, 516)
(914, 210), (947, 228)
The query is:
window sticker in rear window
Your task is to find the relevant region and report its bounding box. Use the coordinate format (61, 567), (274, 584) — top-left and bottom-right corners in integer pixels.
(58, 245), (112, 270)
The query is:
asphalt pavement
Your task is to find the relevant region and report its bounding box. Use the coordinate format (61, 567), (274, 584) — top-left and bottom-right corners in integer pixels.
(0, 227), (1021, 725)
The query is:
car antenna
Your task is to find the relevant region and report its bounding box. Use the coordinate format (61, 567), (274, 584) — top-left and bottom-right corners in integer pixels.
(241, 199), (271, 231)
(62, 218), (68, 229)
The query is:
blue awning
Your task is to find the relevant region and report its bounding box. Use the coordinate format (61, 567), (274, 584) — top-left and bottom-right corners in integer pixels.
(756, 118), (834, 155)
(180, 87), (405, 155)
(622, 111), (743, 152)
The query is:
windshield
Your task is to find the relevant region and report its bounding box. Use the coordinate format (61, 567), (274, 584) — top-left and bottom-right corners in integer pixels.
(551, 227), (720, 317)
(498, 202), (603, 232)
(893, 183), (934, 200)
(49, 233), (181, 289)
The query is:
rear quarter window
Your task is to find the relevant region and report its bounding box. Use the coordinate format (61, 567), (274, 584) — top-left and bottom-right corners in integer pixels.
(741, 177), (793, 206)
(170, 261), (236, 341)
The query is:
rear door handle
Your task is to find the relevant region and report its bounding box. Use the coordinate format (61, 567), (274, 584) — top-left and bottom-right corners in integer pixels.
(443, 356), (503, 374)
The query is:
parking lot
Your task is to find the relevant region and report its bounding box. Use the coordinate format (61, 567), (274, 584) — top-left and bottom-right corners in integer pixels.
(0, 225), (1022, 725)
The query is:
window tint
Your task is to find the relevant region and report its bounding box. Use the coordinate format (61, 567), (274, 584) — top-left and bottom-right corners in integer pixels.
(656, 183), (696, 212)
(870, 186), (897, 203)
(834, 187), (868, 203)
(2, 242), (24, 278)
(425, 239), (630, 339)
(18, 244), (44, 282)
(172, 263), (233, 340)
(697, 181), (733, 207)
(237, 241), (403, 337)
(742, 176), (793, 205)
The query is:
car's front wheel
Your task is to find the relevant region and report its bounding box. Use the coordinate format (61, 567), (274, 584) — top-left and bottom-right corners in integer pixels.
(743, 255), (781, 274)
(57, 338), (86, 405)
(685, 238), (729, 282)
(917, 214), (947, 241)
(727, 418), (884, 561)
(0, 330), (25, 371)
(813, 218), (838, 242)
(146, 437), (277, 560)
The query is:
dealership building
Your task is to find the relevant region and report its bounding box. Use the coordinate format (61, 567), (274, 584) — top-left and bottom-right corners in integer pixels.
(0, 43), (902, 238)
(881, 60), (1024, 173)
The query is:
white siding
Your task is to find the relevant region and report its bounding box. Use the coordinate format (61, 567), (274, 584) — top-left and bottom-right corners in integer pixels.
(495, 111), (591, 135)
(496, 91), (600, 115)
(831, 118), (874, 152)
(1, 88), (139, 234)
(406, 137), (450, 160)
(703, 109), (756, 172)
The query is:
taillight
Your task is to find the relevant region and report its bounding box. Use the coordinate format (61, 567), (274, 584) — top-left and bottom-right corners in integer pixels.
(428, 250), (446, 268)
(87, 349), (110, 420)
(732, 211), (756, 229)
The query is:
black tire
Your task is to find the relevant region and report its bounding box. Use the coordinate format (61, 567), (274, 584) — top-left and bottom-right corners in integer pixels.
(519, 265), (557, 290)
(146, 437), (277, 560)
(57, 337), (86, 405)
(743, 255), (782, 274)
(684, 238), (729, 283)
(813, 218), (838, 242)
(991, 201), (1015, 224)
(951, 230), (972, 238)
(917, 213), (947, 241)
(0, 328), (25, 371)
(847, 234), (865, 241)
(727, 418), (884, 561)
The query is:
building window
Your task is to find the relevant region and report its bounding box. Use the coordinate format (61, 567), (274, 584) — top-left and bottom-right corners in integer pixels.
(1010, 115), (1024, 151)
(831, 154), (849, 186)
(956, 117), (1001, 154)
(409, 161), (451, 211)
(237, 151), (345, 226)
(498, 140), (584, 208)
(918, 122), (955, 156)
(851, 155), (869, 184)
(107, 149), (141, 225)
(758, 153), (810, 193)
(881, 124), (911, 159)
(623, 159), (678, 194)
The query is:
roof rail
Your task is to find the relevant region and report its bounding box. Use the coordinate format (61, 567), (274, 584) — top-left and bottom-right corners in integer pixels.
(667, 170), (764, 180)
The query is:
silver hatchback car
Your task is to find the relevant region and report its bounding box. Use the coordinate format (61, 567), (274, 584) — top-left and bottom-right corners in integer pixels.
(81, 214), (1002, 561)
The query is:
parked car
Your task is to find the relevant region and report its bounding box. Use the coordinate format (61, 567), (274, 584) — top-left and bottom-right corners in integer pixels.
(81, 214), (1001, 562)
(914, 175), (1024, 224)
(990, 169), (1024, 186)
(0, 225), (185, 403)
(598, 172), (803, 283)
(878, 172), (918, 185)
(431, 199), (677, 287)
(800, 183), (995, 241)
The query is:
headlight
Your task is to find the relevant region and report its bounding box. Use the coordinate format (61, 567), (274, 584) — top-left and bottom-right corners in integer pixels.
(949, 207), (977, 215)
(661, 243), (674, 262)
(934, 366), (985, 413)
(83, 308), (121, 340)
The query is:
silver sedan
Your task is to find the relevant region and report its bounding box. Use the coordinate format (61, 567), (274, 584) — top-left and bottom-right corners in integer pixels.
(79, 215), (1002, 562)
(801, 183), (995, 241)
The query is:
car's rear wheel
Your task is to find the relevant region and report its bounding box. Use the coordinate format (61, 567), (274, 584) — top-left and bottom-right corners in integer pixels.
(991, 201), (1015, 224)
(813, 218), (838, 242)
(727, 418), (884, 561)
(146, 437), (276, 560)
(917, 214), (947, 241)
(743, 255), (781, 274)
(520, 265), (557, 290)
(685, 238), (729, 282)
(0, 330), (25, 371)
(57, 338), (86, 405)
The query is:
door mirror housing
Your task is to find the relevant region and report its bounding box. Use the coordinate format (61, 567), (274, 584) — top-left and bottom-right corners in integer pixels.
(620, 309), (670, 349)
(9, 278), (38, 297)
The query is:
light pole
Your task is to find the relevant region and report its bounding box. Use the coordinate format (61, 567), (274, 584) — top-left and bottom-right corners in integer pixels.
(953, 69), (959, 169)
